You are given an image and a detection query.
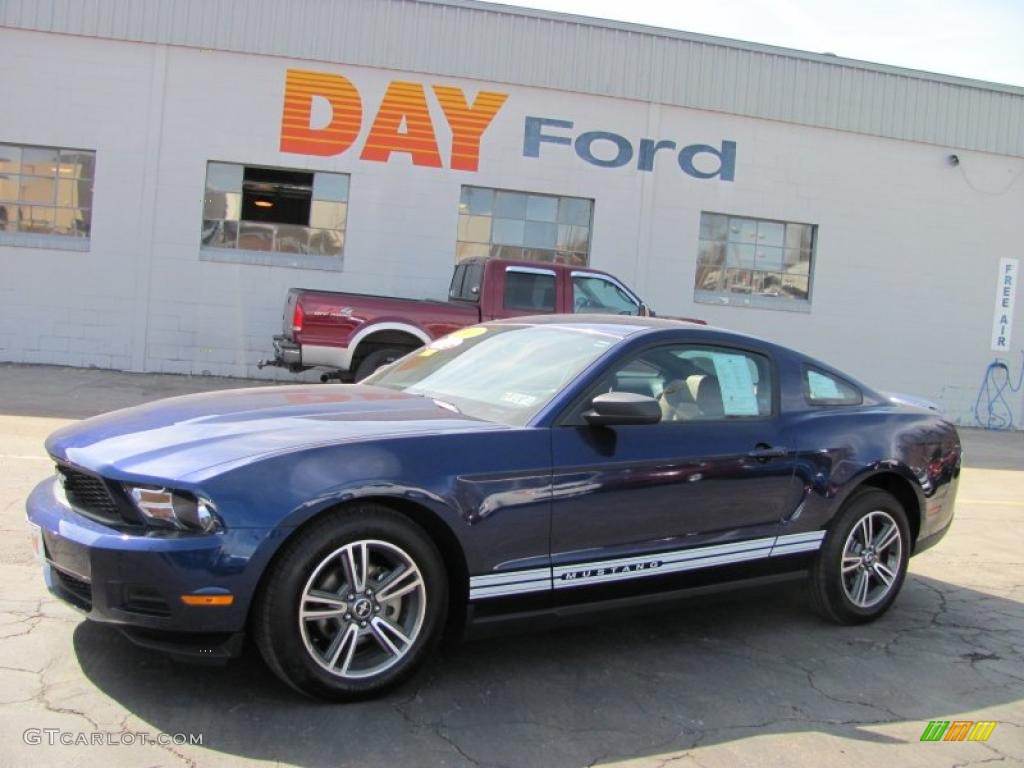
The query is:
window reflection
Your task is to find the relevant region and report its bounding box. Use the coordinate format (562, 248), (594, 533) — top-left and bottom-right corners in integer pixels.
(457, 185), (593, 265)
(695, 212), (816, 305)
(0, 143), (94, 239)
(201, 162), (349, 260)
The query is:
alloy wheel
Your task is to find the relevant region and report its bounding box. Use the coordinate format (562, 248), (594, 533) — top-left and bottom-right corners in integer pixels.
(840, 510), (903, 608)
(298, 539), (426, 679)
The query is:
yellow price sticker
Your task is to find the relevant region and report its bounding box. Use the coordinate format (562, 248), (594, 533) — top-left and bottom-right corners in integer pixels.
(448, 327), (488, 340)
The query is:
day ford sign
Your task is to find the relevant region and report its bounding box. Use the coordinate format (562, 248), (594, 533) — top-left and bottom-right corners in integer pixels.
(523, 117), (736, 179)
(279, 68), (737, 180)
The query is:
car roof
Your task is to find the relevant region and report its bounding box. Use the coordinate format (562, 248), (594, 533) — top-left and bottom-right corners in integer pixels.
(488, 313), (731, 339)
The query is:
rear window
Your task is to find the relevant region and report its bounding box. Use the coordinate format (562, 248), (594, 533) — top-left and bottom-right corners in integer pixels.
(803, 367), (862, 406)
(504, 270), (556, 312)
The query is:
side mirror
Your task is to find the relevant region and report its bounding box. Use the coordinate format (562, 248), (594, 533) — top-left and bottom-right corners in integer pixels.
(583, 392), (662, 427)
(638, 303), (655, 317)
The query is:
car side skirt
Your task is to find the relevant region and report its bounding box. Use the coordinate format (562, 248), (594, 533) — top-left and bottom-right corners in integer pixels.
(468, 530), (825, 600)
(463, 565), (810, 638)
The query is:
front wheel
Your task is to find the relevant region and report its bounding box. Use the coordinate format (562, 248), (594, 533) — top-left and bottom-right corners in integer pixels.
(809, 489), (911, 624)
(253, 505), (448, 700)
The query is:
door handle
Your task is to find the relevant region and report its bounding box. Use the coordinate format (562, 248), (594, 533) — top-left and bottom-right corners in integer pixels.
(747, 445), (789, 460)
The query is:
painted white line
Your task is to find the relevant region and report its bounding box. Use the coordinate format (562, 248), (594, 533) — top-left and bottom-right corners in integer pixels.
(958, 498), (1024, 507)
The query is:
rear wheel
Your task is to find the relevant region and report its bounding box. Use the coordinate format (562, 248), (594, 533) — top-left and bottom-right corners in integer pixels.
(254, 505), (447, 700)
(809, 489), (910, 624)
(354, 347), (407, 381)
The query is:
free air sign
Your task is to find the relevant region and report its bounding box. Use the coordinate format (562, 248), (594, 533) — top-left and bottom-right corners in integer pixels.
(991, 258), (1018, 352)
(278, 68), (738, 180)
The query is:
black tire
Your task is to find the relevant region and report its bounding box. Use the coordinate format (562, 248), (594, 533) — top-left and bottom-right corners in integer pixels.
(809, 488), (911, 625)
(354, 348), (407, 381)
(253, 504), (448, 701)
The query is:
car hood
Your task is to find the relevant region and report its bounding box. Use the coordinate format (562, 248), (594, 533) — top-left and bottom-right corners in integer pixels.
(45, 384), (503, 481)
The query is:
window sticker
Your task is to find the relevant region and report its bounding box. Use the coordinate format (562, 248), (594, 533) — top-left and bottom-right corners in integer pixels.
(424, 326), (488, 354)
(709, 353), (760, 416)
(807, 370), (842, 399)
(500, 392), (539, 407)
(428, 336), (463, 351)
(450, 327), (488, 340)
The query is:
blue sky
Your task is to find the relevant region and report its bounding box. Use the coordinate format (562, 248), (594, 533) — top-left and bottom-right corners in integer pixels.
(499, 0), (1024, 87)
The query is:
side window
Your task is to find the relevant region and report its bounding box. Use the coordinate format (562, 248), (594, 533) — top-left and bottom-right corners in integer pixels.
(803, 367), (862, 405)
(572, 275), (640, 315)
(450, 261), (483, 301)
(504, 270), (556, 312)
(577, 344), (773, 423)
(449, 263), (467, 299)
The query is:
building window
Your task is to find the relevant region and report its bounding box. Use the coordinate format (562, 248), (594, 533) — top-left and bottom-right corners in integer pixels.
(0, 142), (94, 248)
(200, 162), (348, 269)
(456, 186), (593, 266)
(694, 212), (815, 310)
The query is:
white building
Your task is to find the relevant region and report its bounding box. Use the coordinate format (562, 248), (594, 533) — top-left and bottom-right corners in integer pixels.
(1, 0), (1022, 427)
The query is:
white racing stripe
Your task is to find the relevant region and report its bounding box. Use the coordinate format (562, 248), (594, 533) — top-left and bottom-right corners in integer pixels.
(469, 531), (827, 600)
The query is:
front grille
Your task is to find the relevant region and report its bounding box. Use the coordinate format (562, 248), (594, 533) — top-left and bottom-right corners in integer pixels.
(53, 568), (93, 610)
(56, 464), (135, 527)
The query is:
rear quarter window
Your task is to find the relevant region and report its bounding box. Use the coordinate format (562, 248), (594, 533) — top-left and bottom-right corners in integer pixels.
(803, 366), (862, 406)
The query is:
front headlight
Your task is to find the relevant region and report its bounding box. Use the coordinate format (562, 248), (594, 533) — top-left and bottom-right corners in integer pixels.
(126, 485), (222, 533)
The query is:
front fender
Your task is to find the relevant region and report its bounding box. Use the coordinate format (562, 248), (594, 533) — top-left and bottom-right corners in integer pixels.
(197, 428), (553, 606)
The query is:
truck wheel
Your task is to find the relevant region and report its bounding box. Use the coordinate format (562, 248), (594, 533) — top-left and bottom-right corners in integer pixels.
(354, 348), (406, 381)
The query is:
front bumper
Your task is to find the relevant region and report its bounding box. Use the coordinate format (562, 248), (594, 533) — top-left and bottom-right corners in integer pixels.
(26, 476), (270, 640)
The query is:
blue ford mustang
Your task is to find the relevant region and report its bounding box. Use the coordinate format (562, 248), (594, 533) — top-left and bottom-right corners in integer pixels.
(27, 316), (960, 700)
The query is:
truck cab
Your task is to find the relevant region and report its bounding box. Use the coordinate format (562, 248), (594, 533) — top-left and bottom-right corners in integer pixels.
(449, 257), (648, 319)
(261, 257), (658, 382)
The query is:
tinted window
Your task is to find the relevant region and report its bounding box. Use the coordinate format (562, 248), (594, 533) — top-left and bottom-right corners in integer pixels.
(804, 367), (862, 405)
(504, 270), (556, 312)
(449, 262), (483, 302)
(577, 344), (773, 423)
(572, 275), (640, 315)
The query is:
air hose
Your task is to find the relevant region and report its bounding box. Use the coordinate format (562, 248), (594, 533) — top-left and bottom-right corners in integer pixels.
(973, 351), (1024, 430)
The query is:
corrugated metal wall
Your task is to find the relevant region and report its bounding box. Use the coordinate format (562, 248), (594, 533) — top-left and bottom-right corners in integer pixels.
(3, 0), (1022, 157)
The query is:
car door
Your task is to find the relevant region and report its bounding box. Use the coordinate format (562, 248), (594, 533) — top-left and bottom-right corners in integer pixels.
(548, 341), (806, 598)
(483, 266), (558, 320)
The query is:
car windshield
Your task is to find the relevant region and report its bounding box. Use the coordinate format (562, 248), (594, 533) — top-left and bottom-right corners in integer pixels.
(365, 324), (621, 426)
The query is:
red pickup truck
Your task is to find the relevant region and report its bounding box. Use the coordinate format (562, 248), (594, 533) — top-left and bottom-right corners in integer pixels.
(259, 257), (656, 381)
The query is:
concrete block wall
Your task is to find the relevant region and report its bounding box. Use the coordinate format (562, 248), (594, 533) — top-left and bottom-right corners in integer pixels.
(1, 28), (1023, 427)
